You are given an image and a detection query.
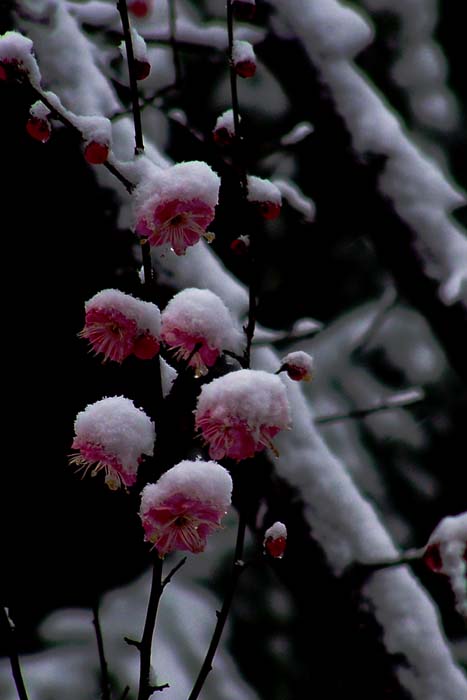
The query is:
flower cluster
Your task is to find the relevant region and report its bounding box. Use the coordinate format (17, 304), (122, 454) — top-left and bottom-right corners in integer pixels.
(140, 460), (233, 556)
(80, 289), (161, 363)
(195, 369), (291, 460)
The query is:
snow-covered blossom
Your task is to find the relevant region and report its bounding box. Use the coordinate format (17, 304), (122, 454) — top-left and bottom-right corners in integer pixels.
(423, 513), (467, 619)
(0, 31), (42, 87)
(120, 28), (151, 81)
(263, 521), (287, 558)
(139, 460), (233, 556)
(213, 109), (236, 146)
(231, 0), (256, 21)
(26, 101), (52, 143)
(161, 288), (243, 376)
(70, 397), (155, 490)
(279, 350), (314, 382)
(232, 40), (256, 79)
(133, 161), (220, 255)
(73, 115), (111, 164)
(80, 289), (161, 363)
(247, 175), (282, 220)
(194, 369), (291, 460)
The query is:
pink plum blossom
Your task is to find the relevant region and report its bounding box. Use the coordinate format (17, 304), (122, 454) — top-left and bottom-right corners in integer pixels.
(80, 289), (161, 363)
(133, 161), (220, 256)
(161, 288), (243, 376)
(194, 369), (290, 461)
(136, 198), (214, 256)
(139, 460), (232, 557)
(70, 396), (155, 490)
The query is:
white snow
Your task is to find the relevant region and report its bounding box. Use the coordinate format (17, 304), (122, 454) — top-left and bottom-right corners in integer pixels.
(281, 350), (314, 375)
(73, 114), (112, 146)
(85, 288), (161, 338)
(247, 175), (282, 205)
(73, 396), (155, 469)
(272, 178), (316, 221)
(133, 160), (221, 223)
(161, 287), (244, 354)
(66, 1), (120, 26)
(29, 100), (50, 121)
(143, 18), (265, 51)
(264, 522), (287, 540)
(214, 108), (235, 135)
(280, 121), (314, 146)
(140, 460), (233, 511)
(195, 369), (291, 429)
(267, 0), (467, 305)
(232, 39), (256, 65)
(427, 513), (467, 619)
(120, 27), (148, 63)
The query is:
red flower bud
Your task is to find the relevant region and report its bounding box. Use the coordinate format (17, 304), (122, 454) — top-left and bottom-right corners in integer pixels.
(257, 201), (281, 220)
(235, 59), (256, 79)
(26, 116), (51, 143)
(230, 236), (250, 256)
(231, 0), (256, 21)
(135, 59), (151, 81)
(423, 544), (443, 573)
(128, 0), (150, 18)
(84, 141), (109, 165)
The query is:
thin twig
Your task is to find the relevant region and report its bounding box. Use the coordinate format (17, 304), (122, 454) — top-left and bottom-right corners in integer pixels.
(26, 84), (135, 194)
(1, 607), (30, 700)
(117, 0), (145, 154)
(314, 388), (425, 425)
(119, 685), (130, 700)
(187, 510), (247, 700)
(92, 600), (112, 700)
(168, 0), (182, 86)
(137, 556), (164, 700)
(162, 557), (187, 588)
(226, 0), (257, 367)
(352, 287), (398, 359)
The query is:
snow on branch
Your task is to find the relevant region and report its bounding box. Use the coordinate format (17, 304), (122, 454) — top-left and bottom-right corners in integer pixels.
(268, 0), (467, 307)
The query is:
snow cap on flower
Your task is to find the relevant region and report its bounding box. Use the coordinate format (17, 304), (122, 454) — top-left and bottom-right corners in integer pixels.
(26, 100), (52, 143)
(195, 369), (291, 461)
(423, 513), (467, 619)
(232, 40), (256, 78)
(74, 115), (111, 164)
(279, 351), (314, 382)
(70, 396), (155, 490)
(247, 175), (282, 220)
(120, 28), (151, 80)
(213, 109), (236, 146)
(0, 31), (42, 86)
(263, 521), (287, 559)
(81, 288), (161, 363)
(161, 288), (243, 376)
(140, 460), (233, 557)
(133, 161), (220, 256)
